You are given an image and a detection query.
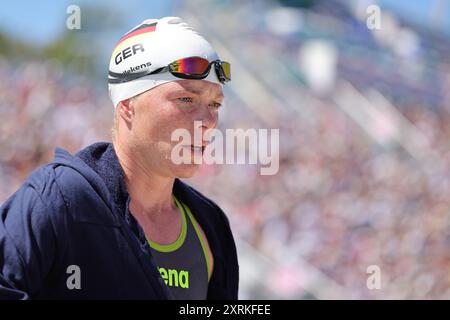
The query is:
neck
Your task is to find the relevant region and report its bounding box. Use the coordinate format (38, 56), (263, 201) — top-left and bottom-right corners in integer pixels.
(113, 139), (176, 217)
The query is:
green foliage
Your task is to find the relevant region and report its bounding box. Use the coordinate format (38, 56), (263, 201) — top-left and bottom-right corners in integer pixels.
(0, 31), (39, 61)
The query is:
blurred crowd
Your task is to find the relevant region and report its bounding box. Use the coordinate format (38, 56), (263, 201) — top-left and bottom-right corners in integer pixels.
(185, 0), (450, 299)
(0, 58), (112, 202)
(2, 0), (450, 299)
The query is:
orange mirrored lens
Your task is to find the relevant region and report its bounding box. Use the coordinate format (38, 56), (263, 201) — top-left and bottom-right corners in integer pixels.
(170, 57), (209, 75)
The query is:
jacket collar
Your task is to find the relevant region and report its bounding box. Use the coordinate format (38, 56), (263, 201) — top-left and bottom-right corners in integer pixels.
(54, 141), (225, 263)
(75, 142), (130, 218)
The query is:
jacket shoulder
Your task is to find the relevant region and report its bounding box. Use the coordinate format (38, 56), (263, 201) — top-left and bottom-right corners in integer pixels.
(10, 161), (118, 227)
(0, 164), (70, 259)
(14, 164), (68, 214)
(50, 163), (120, 226)
(175, 179), (231, 226)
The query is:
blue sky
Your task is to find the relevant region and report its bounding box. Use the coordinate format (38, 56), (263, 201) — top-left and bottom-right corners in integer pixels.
(0, 0), (448, 46)
(0, 0), (177, 45)
(376, 0), (450, 33)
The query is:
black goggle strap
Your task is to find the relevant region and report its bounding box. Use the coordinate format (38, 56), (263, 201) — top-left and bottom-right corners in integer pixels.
(214, 62), (227, 83)
(108, 67), (167, 84)
(108, 61), (229, 84)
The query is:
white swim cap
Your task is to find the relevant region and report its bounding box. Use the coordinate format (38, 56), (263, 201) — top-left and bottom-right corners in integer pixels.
(108, 17), (223, 108)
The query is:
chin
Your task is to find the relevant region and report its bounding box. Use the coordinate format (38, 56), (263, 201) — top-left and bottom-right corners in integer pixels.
(171, 164), (200, 179)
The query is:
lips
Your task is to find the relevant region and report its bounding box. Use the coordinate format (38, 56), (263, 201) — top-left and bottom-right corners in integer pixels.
(190, 145), (205, 152)
(180, 141), (209, 154)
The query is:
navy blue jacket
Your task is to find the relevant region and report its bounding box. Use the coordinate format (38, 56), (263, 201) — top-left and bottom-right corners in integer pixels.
(0, 142), (239, 299)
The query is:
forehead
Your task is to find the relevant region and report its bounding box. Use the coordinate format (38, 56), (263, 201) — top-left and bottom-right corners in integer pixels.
(163, 80), (224, 98)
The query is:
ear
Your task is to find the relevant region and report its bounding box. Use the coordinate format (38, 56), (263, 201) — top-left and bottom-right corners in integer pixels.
(117, 98), (135, 124)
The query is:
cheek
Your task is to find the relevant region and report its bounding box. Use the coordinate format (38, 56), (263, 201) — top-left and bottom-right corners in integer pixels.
(133, 112), (159, 139)
(149, 105), (192, 143)
(164, 102), (198, 125)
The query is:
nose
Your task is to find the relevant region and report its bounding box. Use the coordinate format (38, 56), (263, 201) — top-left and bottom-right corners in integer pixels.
(198, 103), (218, 130)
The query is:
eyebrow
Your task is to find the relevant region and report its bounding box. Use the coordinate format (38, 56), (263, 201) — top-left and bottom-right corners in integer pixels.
(170, 88), (224, 100)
